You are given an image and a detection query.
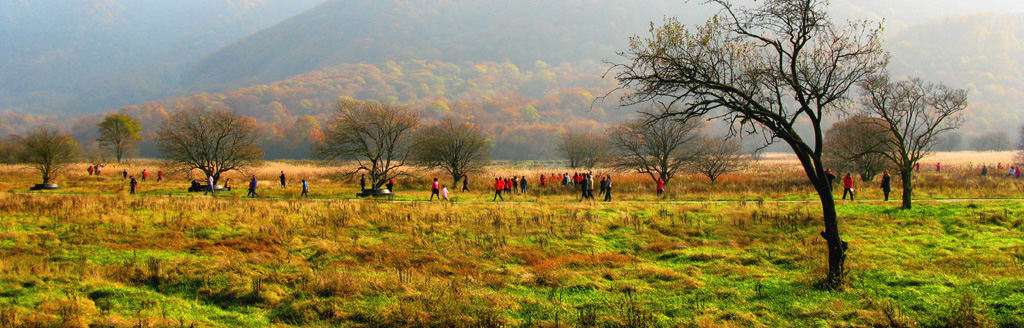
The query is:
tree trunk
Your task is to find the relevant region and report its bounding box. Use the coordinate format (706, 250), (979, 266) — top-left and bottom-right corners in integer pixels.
(901, 168), (913, 209)
(816, 182), (846, 288)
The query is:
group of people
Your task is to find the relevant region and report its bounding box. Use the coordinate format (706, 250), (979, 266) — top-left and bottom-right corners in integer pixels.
(492, 176), (529, 201)
(826, 169), (893, 202)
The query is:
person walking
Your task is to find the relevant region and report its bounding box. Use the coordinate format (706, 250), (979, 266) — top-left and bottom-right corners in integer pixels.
(520, 176), (528, 194)
(462, 175), (470, 192)
(301, 179), (309, 197)
(540, 174), (546, 187)
(386, 178), (395, 193)
(129, 176), (138, 195)
(248, 175), (258, 198)
(279, 171), (286, 188)
(122, 169), (128, 180)
(141, 169), (147, 182)
(94, 165), (100, 175)
(656, 178), (665, 196)
(493, 178), (504, 201)
(512, 177), (519, 194)
(430, 178), (441, 201)
(599, 175), (608, 197)
(982, 165), (988, 176)
(157, 171), (163, 182)
(842, 173), (855, 201)
(205, 175), (215, 196)
(604, 175), (613, 202)
(87, 166), (94, 176)
(579, 174), (589, 201)
(936, 162), (941, 172)
(825, 169), (837, 192)
(360, 174), (367, 191)
(880, 171), (891, 201)
(441, 185), (449, 201)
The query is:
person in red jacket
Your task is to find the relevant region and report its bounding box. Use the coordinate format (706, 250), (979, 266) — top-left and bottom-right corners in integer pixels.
(842, 173), (855, 201)
(429, 178), (440, 201)
(493, 178), (504, 201)
(656, 178), (665, 196)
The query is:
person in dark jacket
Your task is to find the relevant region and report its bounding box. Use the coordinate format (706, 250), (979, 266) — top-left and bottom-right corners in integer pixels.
(360, 174), (367, 191)
(880, 171), (891, 201)
(462, 175), (470, 192)
(825, 169), (837, 192)
(279, 171), (286, 188)
(248, 175), (258, 198)
(129, 176), (138, 195)
(604, 175), (613, 202)
(386, 179), (395, 193)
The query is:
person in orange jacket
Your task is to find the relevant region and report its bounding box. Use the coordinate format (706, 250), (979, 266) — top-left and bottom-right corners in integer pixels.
(842, 173), (855, 201)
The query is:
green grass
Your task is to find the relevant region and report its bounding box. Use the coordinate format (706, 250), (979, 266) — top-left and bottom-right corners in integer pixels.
(0, 191), (1021, 327)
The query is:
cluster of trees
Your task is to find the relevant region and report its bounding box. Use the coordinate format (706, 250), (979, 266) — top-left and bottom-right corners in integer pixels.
(556, 106), (745, 185)
(609, 0), (973, 287)
(1, 60), (620, 162)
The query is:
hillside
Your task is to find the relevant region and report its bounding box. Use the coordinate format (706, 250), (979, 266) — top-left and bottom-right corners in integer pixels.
(887, 13), (1024, 135)
(183, 0), (692, 89)
(0, 0), (325, 114)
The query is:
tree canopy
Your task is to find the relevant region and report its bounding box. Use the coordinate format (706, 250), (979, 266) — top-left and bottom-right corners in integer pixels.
(97, 114), (143, 163)
(314, 100), (420, 190)
(20, 127), (79, 184)
(157, 107), (264, 184)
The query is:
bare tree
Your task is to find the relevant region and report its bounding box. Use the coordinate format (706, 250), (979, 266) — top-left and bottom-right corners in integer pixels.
(20, 127), (79, 185)
(157, 107), (264, 184)
(611, 0), (886, 287)
(859, 73), (968, 210)
(97, 113), (143, 163)
(969, 131), (1012, 151)
(607, 107), (703, 183)
(824, 115), (892, 182)
(412, 118), (491, 185)
(313, 100), (420, 190)
(691, 137), (743, 185)
(558, 130), (607, 169)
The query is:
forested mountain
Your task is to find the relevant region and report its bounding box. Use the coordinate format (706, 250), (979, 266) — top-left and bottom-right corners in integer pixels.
(0, 0), (325, 114)
(887, 13), (1024, 135)
(183, 0), (690, 89)
(4, 1), (1024, 159)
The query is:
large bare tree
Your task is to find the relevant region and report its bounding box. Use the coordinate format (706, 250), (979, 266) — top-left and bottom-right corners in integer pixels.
(558, 130), (607, 170)
(823, 115), (892, 182)
(691, 137), (743, 185)
(157, 107), (264, 184)
(20, 127), (79, 185)
(412, 118), (491, 185)
(607, 107), (703, 183)
(313, 100), (420, 190)
(612, 0), (886, 287)
(859, 73), (968, 209)
(96, 113), (143, 163)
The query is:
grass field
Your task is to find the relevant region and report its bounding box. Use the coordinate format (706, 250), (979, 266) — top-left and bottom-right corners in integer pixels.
(0, 152), (1022, 327)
